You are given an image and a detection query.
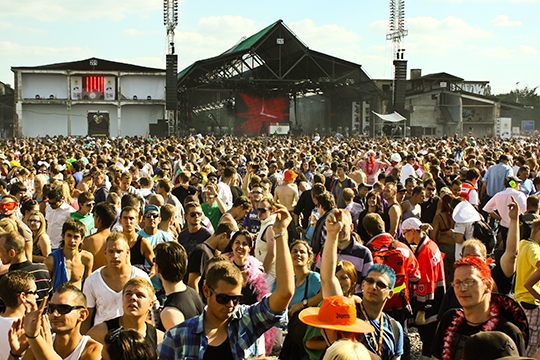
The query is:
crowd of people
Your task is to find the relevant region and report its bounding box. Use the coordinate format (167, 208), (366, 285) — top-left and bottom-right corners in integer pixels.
(0, 133), (539, 360)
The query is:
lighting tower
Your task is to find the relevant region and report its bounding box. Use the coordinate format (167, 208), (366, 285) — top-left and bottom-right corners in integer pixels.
(163, 0), (178, 135)
(163, 0), (178, 54)
(386, 0), (408, 114)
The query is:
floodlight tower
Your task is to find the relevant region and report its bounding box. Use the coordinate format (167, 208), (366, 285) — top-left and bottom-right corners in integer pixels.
(386, 0), (408, 114)
(163, 0), (178, 54)
(163, 0), (178, 135)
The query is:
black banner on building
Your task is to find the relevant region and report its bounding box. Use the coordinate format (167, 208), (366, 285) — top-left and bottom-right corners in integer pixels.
(88, 111), (110, 137)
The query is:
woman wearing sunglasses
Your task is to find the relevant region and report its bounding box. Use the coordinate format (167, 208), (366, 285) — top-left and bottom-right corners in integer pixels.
(25, 210), (51, 263)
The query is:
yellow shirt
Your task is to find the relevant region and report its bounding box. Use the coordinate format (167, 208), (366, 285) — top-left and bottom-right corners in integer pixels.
(515, 239), (540, 306)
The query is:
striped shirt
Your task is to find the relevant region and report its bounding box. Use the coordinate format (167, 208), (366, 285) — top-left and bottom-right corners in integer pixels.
(316, 235), (373, 293)
(157, 294), (287, 360)
(0, 260), (52, 312)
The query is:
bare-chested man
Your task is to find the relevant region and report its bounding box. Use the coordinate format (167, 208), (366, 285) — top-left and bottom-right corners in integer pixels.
(45, 219), (93, 293)
(275, 170), (300, 239)
(219, 196), (251, 232)
(82, 203), (117, 271)
(275, 170), (299, 211)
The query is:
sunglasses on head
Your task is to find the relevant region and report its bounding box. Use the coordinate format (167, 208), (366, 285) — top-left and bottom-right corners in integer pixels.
(189, 211), (203, 217)
(47, 303), (85, 315)
(363, 277), (390, 290)
(0, 202), (17, 211)
(144, 213), (159, 219)
(209, 287), (242, 305)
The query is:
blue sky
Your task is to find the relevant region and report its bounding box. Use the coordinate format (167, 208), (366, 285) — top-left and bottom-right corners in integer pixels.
(1, 0), (538, 95)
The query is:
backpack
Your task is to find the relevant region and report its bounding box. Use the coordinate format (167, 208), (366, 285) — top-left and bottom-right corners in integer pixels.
(473, 220), (497, 256)
(366, 240), (409, 312)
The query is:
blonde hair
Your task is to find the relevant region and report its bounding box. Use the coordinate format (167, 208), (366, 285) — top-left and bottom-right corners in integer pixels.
(323, 340), (371, 360)
(0, 218), (18, 233)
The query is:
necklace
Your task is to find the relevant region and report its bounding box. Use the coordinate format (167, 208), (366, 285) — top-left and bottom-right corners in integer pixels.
(441, 303), (499, 360)
(366, 157), (375, 175)
(360, 305), (385, 357)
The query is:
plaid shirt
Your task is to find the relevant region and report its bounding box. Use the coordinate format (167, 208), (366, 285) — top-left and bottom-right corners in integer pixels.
(157, 294), (287, 360)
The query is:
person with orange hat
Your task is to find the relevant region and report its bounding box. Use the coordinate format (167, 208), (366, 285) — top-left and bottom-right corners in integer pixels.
(275, 169), (300, 240)
(312, 208), (404, 360)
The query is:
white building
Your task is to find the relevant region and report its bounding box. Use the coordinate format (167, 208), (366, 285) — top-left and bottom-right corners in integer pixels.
(11, 57), (166, 137)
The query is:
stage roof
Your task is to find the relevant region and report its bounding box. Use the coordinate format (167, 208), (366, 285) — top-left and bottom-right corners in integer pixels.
(177, 20), (381, 97)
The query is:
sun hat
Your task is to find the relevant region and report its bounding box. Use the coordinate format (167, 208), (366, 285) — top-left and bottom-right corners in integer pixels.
(452, 201), (481, 223)
(284, 169), (298, 182)
(299, 296), (375, 333)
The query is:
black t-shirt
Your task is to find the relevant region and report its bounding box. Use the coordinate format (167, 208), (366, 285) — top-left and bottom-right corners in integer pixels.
(203, 336), (234, 360)
(178, 227), (213, 257)
(421, 195), (440, 224)
(186, 243), (215, 294)
(431, 308), (526, 360)
(294, 189), (315, 229)
(171, 185), (197, 207)
(158, 287), (205, 331)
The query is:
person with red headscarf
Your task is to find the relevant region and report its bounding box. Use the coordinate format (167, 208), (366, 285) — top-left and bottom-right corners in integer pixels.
(431, 256), (526, 360)
(356, 150), (389, 186)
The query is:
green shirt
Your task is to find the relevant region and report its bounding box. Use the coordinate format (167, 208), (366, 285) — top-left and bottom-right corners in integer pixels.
(201, 202), (222, 232)
(70, 211), (95, 236)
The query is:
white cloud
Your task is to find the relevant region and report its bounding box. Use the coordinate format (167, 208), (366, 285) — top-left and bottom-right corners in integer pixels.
(1, 0), (163, 22)
(490, 15), (522, 27)
(114, 57), (164, 69)
(122, 28), (156, 37)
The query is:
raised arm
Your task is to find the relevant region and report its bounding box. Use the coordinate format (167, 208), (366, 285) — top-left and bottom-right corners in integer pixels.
(320, 209), (344, 298)
(500, 196), (520, 278)
(268, 204), (294, 313)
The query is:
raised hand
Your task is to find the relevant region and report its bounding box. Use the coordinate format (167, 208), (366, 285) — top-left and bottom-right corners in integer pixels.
(8, 318), (29, 357)
(508, 195), (520, 221)
(325, 209), (345, 236)
(272, 204), (292, 235)
(23, 296), (47, 339)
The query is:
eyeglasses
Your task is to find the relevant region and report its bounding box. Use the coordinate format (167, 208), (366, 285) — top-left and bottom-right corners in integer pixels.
(28, 219), (41, 224)
(209, 287), (242, 305)
(0, 202), (17, 211)
(208, 178), (218, 183)
(189, 212), (203, 217)
(47, 303), (85, 315)
(363, 277), (390, 290)
(402, 229), (415, 236)
(452, 278), (481, 289)
(144, 213), (160, 219)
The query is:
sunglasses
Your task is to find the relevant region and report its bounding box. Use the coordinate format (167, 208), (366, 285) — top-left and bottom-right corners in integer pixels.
(21, 290), (37, 296)
(0, 202), (17, 211)
(84, 202), (95, 207)
(363, 277), (390, 290)
(209, 287), (242, 305)
(189, 212), (203, 217)
(48, 303), (85, 315)
(256, 208), (269, 213)
(144, 213), (160, 219)
(426, 187), (436, 191)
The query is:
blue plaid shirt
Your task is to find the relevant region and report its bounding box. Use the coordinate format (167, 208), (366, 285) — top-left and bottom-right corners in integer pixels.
(157, 294), (287, 360)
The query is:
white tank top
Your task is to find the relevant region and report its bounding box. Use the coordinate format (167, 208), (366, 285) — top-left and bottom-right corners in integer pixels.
(52, 334), (91, 360)
(255, 214), (277, 276)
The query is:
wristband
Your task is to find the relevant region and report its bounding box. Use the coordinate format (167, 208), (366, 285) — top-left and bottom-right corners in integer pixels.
(272, 232), (285, 241)
(10, 350), (22, 359)
(25, 333), (39, 339)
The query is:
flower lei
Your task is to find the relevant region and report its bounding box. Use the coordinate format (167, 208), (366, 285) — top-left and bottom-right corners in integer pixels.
(441, 303), (499, 360)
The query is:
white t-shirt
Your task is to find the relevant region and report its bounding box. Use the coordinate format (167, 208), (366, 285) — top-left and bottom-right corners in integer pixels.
(218, 181), (233, 209)
(454, 222), (475, 261)
(0, 316), (19, 355)
(82, 266), (150, 326)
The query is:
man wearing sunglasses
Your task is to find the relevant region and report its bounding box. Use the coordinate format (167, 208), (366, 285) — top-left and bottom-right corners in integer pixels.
(186, 222), (236, 296)
(0, 195), (33, 261)
(179, 202), (213, 257)
(158, 204), (295, 360)
(0, 271), (38, 355)
(0, 231), (51, 313)
(70, 191), (95, 236)
(10, 283), (102, 360)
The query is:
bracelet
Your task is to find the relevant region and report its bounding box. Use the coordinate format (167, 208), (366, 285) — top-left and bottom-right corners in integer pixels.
(272, 232), (285, 241)
(10, 350), (22, 359)
(25, 333), (39, 339)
